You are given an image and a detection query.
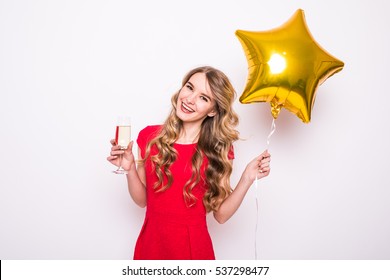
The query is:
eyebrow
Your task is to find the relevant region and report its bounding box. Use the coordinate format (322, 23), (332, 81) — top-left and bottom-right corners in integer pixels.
(187, 81), (213, 101)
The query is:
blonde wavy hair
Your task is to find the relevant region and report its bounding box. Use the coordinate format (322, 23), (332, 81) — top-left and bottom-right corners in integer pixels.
(143, 66), (239, 212)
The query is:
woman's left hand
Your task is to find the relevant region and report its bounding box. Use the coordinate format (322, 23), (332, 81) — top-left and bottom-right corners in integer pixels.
(244, 150), (271, 183)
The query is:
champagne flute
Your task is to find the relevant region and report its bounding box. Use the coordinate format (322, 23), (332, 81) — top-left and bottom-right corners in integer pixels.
(113, 116), (131, 174)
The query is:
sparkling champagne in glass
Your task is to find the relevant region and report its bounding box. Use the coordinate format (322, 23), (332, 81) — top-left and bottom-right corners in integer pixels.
(113, 116), (131, 174)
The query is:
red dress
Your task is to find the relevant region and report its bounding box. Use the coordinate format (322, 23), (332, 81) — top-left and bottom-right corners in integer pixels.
(133, 125), (234, 260)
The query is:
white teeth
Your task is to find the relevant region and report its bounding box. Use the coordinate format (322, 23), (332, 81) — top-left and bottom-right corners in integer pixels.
(182, 102), (194, 112)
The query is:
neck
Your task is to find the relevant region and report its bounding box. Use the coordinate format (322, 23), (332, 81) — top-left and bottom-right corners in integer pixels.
(177, 123), (201, 144)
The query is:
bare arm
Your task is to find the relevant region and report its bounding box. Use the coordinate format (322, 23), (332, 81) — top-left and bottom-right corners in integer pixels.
(107, 140), (147, 208)
(125, 146), (147, 207)
(213, 151), (271, 224)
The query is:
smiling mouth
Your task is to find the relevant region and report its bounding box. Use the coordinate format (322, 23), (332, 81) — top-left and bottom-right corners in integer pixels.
(181, 102), (195, 113)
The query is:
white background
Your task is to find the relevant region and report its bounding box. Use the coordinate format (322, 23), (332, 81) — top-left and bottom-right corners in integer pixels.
(1, 0), (389, 260)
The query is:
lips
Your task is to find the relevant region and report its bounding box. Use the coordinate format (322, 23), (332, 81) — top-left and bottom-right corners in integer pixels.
(181, 102), (195, 113)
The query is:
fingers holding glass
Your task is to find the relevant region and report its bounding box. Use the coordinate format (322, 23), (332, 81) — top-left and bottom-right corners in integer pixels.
(112, 116), (131, 174)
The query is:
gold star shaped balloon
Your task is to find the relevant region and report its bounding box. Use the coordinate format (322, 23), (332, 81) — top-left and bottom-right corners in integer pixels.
(236, 9), (344, 123)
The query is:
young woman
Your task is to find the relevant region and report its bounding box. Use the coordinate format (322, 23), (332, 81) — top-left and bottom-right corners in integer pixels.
(107, 66), (271, 259)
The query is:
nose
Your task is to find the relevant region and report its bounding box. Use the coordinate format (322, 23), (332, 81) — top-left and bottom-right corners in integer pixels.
(186, 92), (195, 104)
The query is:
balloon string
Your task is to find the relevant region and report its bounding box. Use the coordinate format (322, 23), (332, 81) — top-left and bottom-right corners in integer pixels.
(254, 118), (276, 260)
(255, 177), (259, 260)
(266, 118), (276, 148)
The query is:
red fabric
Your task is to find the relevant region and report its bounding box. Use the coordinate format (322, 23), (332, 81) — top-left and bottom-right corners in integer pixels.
(133, 125), (234, 260)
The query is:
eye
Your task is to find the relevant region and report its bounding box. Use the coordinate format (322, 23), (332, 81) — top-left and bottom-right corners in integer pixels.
(200, 95), (209, 102)
(186, 83), (193, 91)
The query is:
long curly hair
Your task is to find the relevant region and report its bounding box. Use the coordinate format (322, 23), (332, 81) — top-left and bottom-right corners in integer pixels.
(143, 66), (239, 212)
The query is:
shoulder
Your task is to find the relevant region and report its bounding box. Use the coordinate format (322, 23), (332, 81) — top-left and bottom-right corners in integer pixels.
(139, 125), (162, 137)
(228, 144), (235, 160)
(137, 125), (163, 146)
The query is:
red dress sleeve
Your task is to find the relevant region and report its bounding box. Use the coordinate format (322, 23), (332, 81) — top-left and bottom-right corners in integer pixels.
(136, 125), (162, 158)
(228, 145), (235, 160)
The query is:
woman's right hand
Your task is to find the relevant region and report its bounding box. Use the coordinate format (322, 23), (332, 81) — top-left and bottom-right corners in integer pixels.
(107, 139), (136, 172)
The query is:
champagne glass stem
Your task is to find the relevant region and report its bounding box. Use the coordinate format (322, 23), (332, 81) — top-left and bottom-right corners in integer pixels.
(113, 150), (127, 174)
(117, 153), (123, 172)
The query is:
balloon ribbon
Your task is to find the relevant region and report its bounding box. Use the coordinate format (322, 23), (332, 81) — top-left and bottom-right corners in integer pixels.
(254, 118), (276, 259)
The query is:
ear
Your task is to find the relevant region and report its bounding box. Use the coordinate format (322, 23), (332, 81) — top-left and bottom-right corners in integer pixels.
(207, 109), (217, 117)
